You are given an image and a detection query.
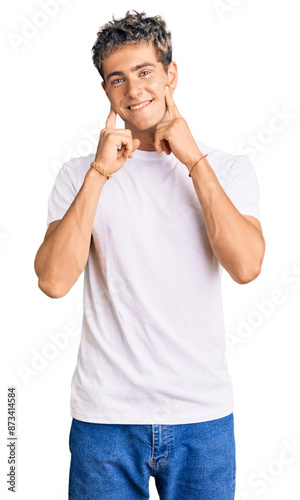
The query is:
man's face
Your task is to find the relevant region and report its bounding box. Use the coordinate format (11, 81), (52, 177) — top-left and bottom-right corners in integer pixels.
(101, 43), (178, 132)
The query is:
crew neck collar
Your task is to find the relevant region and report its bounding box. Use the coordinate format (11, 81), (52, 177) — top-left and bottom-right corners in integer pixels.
(132, 148), (168, 160)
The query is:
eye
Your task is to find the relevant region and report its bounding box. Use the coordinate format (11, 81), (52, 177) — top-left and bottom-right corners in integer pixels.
(140, 70), (150, 77)
(111, 78), (124, 85)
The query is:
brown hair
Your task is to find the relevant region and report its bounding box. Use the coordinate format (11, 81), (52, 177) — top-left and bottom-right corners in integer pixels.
(91, 11), (172, 82)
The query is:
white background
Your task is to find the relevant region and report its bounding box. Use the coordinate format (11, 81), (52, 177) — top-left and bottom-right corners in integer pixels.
(1, 0), (300, 498)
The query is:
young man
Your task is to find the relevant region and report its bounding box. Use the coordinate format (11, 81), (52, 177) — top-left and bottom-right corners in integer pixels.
(34, 11), (265, 500)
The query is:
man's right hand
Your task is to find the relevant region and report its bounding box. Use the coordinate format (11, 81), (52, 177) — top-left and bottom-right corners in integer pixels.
(94, 106), (140, 175)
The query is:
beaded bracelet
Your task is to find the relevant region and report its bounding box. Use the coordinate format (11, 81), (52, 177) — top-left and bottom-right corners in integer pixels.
(188, 154), (208, 177)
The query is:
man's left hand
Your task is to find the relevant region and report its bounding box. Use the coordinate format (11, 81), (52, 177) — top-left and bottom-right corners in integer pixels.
(153, 86), (202, 171)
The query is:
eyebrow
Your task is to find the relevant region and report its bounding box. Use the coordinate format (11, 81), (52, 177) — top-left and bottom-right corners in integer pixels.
(105, 62), (156, 83)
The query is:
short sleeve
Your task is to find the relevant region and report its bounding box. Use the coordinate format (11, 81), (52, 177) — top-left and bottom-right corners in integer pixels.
(46, 162), (77, 225)
(224, 155), (261, 222)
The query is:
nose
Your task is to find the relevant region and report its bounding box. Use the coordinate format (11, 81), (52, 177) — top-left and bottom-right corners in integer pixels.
(125, 78), (143, 99)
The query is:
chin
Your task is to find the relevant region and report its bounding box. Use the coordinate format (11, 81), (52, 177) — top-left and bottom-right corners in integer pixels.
(124, 118), (158, 132)
(124, 109), (167, 132)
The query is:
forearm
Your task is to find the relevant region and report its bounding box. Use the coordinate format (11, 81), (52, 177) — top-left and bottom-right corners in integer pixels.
(35, 168), (107, 297)
(189, 156), (265, 284)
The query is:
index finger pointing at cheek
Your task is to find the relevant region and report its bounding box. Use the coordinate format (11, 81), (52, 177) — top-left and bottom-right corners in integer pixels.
(106, 105), (117, 129)
(165, 85), (180, 119)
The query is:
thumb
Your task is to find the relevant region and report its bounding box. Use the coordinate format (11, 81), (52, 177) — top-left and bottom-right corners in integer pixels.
(132, 138), (141, 151)
(127, 138), (140, 159)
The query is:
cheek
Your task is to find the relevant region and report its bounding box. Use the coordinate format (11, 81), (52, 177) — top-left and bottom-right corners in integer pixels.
(150, 77), (167, 97)
(107, 90), (118, 105)
(107, 93), (123, 114)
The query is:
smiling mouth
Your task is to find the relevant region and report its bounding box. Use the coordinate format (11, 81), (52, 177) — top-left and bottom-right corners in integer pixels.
(127, 100), (153, 111)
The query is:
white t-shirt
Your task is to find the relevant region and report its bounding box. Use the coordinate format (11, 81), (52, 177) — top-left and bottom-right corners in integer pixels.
(47, 139), (260, 424)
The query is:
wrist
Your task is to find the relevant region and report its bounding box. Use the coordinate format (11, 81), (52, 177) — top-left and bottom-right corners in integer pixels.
(90, 161), (112, 180)
(86, 166), (108, 186)
(185, 149), (204, 171)
(187, 152), (208, 177)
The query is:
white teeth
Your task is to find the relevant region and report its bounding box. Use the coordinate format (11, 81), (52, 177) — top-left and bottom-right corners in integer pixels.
(129, 100), (151, 110)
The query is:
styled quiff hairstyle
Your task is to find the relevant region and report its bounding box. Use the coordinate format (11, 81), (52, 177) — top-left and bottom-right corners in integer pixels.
(91, 11), (172, 82)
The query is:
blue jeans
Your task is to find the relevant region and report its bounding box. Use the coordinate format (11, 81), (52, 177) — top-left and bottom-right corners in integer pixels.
(68, 413), (236, 499)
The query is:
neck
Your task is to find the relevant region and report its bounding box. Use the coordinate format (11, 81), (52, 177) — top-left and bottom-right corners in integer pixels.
(125, 124), (156, 151)
(136, 131), (156, 151)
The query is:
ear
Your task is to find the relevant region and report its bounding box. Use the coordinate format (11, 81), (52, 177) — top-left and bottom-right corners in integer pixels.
(167, 61), (178, 93)
(101, 81), (109, 99)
